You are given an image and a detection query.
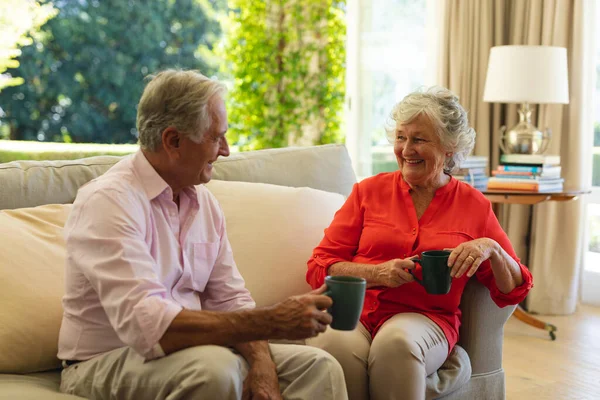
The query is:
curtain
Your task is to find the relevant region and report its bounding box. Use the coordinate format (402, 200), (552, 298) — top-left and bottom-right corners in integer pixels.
(437, 0), (596, 314)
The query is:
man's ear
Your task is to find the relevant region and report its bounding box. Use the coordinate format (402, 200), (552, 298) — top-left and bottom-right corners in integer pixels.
(162, 127), (181, 159)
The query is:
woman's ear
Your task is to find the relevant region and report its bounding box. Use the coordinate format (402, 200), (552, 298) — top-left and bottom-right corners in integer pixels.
(445, 152), (453, 157)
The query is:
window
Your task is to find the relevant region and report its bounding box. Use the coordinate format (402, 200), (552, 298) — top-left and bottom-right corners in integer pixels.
(345, 0), (438, 179)
(582, 3), (600, 305)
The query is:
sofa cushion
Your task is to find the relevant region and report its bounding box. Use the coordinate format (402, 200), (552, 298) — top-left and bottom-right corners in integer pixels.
(204, 180), (345, 307)
(0, 204), (72, 374)
(0, 144), (356, 210)
(0, 371), (84, 399)
(0, 157), (121, 210)
(210, 144), (356, 197)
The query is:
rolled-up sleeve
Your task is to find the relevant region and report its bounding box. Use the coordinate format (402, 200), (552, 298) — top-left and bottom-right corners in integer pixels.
(476, 203), (534, 307)
(68, 190), (182, 360)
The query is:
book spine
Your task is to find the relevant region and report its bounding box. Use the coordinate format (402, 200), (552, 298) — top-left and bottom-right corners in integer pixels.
(497, 165), (543, 173)
(491, 174), (563, 181)
(492, 171), (535, 177)
(487, 181), (539, 190)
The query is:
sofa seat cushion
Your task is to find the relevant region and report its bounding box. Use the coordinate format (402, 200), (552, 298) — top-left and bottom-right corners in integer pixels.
(0, 371), (84, 399)
(0, 204), (72, 374)
(204, 180), (345, 307)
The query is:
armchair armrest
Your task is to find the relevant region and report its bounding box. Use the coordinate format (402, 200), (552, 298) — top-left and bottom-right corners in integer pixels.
(458, 278), (516, 375)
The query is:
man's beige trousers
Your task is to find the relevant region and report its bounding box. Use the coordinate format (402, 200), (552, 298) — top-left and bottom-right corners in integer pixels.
(60, 343), (348, 399)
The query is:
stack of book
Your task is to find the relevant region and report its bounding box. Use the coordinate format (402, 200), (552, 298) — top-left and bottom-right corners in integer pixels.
(454, 156), (489, 191)
(488, 154), (563, 192)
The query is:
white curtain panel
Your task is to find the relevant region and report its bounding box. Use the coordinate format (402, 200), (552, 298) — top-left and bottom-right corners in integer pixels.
(527, 0), (596, 314)
(437, 0), (596, 314)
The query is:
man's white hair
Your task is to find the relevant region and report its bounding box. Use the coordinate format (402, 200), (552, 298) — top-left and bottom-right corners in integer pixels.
(136, 69), (226, 152)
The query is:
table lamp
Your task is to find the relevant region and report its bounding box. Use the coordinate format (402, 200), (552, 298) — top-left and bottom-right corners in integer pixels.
(483, 45), (569, 154)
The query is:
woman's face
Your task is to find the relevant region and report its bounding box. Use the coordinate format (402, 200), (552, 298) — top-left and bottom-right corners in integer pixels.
(393, 113), (448, 188)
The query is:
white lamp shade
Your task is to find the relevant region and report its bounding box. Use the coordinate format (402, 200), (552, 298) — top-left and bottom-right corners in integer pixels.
(483, 45), (569, 104)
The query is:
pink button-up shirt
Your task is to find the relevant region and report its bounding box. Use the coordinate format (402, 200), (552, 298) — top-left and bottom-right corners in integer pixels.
(57, 151), (255, 361)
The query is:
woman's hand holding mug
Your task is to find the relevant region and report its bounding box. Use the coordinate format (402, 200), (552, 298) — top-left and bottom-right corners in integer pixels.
(372, 257), (416, 288)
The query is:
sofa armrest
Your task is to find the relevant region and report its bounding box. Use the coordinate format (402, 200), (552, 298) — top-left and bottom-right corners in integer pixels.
(458, 278), (516, 375)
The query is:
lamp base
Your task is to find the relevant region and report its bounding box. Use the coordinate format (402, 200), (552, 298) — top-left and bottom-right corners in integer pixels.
(498, 103), (551, 155)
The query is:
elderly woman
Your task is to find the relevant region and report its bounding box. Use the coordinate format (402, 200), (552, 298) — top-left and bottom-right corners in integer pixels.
(306, 87), (533, 400)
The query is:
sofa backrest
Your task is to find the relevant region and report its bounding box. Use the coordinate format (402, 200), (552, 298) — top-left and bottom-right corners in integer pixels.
(0, 144), (356, 210)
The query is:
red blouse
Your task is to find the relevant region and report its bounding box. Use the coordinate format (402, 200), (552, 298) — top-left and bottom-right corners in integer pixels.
(307, 171), (533, 352)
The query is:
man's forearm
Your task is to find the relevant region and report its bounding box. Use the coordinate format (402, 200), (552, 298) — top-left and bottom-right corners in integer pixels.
(159, 308), (275, 355)
(233, 341), (273, 366)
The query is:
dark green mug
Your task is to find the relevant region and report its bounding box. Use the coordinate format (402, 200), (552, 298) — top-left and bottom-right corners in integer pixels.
(409, 250), (452, 295)
(324, 276), (366, 330)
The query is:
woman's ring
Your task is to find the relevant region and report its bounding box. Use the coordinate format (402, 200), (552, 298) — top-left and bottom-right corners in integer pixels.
(466, 255), (475, 262)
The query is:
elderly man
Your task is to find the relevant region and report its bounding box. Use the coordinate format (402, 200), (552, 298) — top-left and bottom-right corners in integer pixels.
(57, 69), (347, 400)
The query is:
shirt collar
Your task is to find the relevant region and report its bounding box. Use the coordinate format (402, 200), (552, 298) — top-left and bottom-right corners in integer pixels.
(397, 170), (457, 196)
(131, 150), (200, 207)
(132, 150), (172, 201)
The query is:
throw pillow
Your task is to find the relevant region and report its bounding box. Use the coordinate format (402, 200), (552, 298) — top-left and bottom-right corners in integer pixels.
(204, 180), (344, 307)
(0, 204), (72, 374)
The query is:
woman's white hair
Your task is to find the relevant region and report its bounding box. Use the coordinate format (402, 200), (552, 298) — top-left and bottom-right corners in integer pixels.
(136, 69), (227, 152)
(386, 86), (476, 174)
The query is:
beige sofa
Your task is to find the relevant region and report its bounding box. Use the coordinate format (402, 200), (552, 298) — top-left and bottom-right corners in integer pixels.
(0, 144), (515, 399)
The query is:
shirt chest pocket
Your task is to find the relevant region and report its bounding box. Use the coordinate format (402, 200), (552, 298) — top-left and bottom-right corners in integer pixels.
(189, 241), (220, 292)
(433, 231), (476, 249)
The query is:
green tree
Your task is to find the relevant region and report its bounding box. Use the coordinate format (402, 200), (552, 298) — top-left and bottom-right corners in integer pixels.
(0, 0), (223, 143)
(221, 0), (346, 150)
(0, 0), (56, 91)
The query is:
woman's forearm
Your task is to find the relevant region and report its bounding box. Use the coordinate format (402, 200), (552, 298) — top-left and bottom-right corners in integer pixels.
(489, 243), (524, 294)
(329, 261), (382, 287)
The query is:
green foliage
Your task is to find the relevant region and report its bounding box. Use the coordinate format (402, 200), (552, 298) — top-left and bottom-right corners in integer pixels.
(588, 213), (600, 253)
(594, 122), (600, 147)
(0, 0), (56, 91)
(593, 152), (600, 187)
(0, 140), (137, 163)
(0, 0), (223, 144)
(221, 0), (346, 150)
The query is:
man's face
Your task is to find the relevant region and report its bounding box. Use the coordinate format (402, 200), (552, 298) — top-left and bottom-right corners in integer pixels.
(177, 95), (230, 186)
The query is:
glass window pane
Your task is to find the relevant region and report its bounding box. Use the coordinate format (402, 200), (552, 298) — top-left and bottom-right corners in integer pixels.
(593, 3), (600, 187)
(585, 3), (600, 274)
(587, 203), (600, 273)
(358, 0), (428, 175)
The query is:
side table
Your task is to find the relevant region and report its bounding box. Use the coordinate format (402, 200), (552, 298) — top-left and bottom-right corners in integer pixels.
(482, 189), (590, 340)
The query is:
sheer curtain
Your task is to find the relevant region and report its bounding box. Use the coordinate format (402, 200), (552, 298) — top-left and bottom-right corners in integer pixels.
(437, 0), (596, 314)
